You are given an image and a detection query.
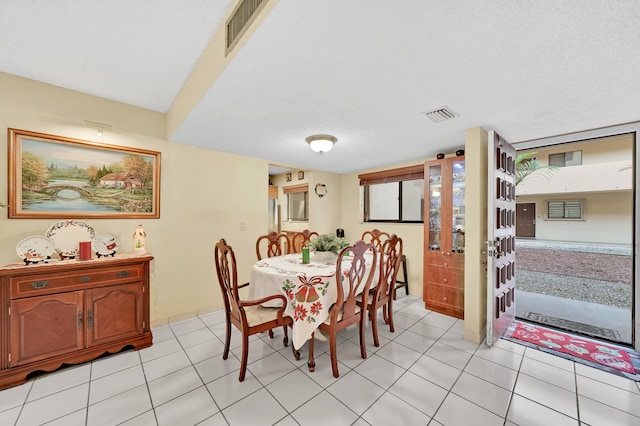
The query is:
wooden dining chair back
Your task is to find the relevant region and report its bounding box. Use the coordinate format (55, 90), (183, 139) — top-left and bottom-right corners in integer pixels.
(214, 238), (292, 381)
(256, 231), (290, 260)
(308, 240), (378, 378)
(361, 229), (391, 252)
(358, 234), (403, 346)
(290, 230), (319, 253)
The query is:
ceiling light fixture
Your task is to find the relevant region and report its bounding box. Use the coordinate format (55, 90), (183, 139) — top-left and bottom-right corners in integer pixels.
(306, 134), (337, 153)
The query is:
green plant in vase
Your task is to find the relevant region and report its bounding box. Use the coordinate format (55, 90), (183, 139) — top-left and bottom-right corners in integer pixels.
(307, 233), (347, 260)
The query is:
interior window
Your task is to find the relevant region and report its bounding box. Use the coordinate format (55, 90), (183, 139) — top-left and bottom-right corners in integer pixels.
(287, 191), (308, 221)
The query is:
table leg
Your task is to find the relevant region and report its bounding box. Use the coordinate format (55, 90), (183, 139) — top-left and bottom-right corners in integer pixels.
(307, 333), (316, 372)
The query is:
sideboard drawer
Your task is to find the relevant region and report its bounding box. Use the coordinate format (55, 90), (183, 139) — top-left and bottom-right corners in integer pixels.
(10, 264), (144, 298)
(426, 266), (464, 287)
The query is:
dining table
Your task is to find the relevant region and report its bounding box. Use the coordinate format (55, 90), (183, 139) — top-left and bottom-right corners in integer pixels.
(248, 252), (378, 356)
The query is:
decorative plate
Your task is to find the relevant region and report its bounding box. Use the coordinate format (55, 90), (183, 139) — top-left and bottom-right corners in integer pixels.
(92, 233), (119, 256)
(45, 219), (95, 258)
(16, 236), (56, 262)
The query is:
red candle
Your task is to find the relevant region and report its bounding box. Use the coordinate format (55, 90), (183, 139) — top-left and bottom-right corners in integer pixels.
(79, 241), (92, 260)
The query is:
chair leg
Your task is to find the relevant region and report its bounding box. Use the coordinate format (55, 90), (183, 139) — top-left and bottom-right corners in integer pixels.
(268, 329), (274, 338)
(239, 332), (249, 382)
(282, 325), (289, 347)
(329, 329), (340, 378)
(223, 313), (231, 360)
(387, 299), (394, 333)
(370, 305), (380, 347)
(359, 313), (368, 360)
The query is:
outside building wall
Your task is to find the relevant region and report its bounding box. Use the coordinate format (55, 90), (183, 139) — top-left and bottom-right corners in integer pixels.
(516, 134), (633, 244)
(516, 192), (632, 244)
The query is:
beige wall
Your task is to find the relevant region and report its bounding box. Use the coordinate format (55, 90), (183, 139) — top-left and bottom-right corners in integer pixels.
(273, 169), (343, 237)
(463, 127), (489, 343)
(0, 71), (489, 342)
(339, 163), (425, 299)
(0, 72), (269, 326)
(337, 129), (489, 344)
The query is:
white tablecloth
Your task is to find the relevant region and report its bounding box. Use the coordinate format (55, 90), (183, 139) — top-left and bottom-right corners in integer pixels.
(248, 253), (376, 349)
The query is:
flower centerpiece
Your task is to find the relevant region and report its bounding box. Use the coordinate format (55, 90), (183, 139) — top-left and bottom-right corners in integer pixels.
(307, 233), (347, 261)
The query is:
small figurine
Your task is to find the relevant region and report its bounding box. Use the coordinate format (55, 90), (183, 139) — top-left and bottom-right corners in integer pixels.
(133, 224), (147, 253)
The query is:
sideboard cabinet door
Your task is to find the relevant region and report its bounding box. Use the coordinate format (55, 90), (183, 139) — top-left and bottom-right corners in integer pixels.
(10, 291), (84, 367)
(86, 282), (143, 347)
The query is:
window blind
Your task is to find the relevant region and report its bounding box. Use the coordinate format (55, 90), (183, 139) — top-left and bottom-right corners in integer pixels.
(358, 164), (424, 186)
(283, 184), (308, 194)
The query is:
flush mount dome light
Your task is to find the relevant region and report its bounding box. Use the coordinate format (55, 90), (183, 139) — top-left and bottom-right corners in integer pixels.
(306, 134), (337, 153)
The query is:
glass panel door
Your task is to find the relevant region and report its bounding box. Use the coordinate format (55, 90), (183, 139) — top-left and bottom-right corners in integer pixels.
(451, 160), (465, 253)
(428, 164), (442, 251)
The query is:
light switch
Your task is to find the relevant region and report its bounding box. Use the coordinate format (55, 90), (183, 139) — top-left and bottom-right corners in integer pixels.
(240, 222), (247, 231)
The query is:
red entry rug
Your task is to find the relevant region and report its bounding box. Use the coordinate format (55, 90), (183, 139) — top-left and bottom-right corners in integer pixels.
(504, 321), (640, 379)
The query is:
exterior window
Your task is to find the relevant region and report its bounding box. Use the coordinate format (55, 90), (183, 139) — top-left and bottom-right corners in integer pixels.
(549, 151), (582, 167)
(547, 200), (583, 219)
(363, 179), (424, 222)
(287, 191), (308, 221)
(367, 182), (399, 220)
(359, 164), (425, 223)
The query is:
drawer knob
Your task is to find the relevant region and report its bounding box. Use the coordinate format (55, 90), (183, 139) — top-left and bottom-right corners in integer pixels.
(117, 270), (131, 278)
(443, 296), (448, 301)
(443, 262), (448, 267)
(81, 276), (91, 283)
(30, 280), (49, 289)
(443, 278), (448, 283)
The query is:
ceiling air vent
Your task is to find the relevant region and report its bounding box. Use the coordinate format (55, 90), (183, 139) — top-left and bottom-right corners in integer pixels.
(226, 0), (267, 54)
(422, 106), (459, 123)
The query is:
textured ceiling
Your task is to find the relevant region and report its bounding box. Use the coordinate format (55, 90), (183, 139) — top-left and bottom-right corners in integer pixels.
(1, 1), (639, 174)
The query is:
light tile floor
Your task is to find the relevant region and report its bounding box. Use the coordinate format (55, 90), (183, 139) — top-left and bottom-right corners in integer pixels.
(2, 295), (640, 425)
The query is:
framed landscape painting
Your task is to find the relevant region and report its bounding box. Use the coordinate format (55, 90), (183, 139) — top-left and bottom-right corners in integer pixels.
(8, 129), (161, 219)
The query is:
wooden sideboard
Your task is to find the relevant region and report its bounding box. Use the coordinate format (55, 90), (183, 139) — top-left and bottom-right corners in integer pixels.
(0, 254), (153, 390)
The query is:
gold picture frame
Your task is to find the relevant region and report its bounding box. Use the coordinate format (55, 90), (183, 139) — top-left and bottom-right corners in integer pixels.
(8, 128), (161, 219)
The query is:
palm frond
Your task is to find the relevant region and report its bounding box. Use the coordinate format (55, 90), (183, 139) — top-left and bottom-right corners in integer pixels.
(515, 152), (558, 186)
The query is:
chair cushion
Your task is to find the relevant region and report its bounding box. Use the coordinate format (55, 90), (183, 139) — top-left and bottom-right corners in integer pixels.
(323, 305), (361, 324)
(356, 292), (373, 305)
(243, 304), (282, 326)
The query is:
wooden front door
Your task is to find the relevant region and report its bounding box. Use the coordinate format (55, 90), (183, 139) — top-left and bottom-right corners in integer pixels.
(486, 131), (517, 346)
(516, 203), (536, 238)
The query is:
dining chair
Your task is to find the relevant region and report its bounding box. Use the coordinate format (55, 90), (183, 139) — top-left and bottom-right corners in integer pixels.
(256, 231), (290, 260)
(307, 240), (378, 378)
(214, 238), (293, 382)
(357, 235), (403, 346)
(255, 231), (293, 338)
(290, 230), (319, 253)
(361, 229), (391, 252)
